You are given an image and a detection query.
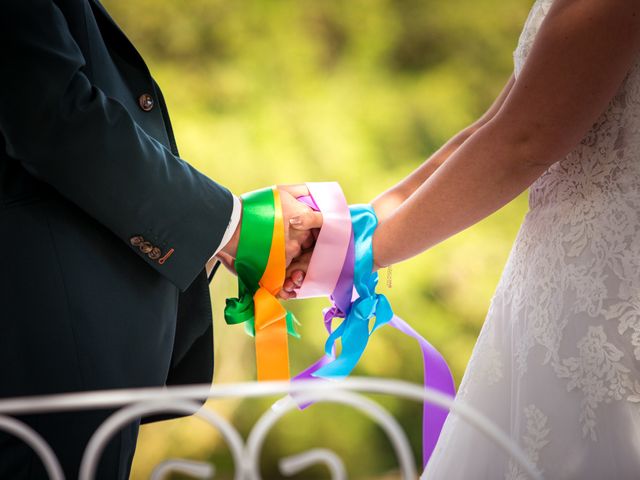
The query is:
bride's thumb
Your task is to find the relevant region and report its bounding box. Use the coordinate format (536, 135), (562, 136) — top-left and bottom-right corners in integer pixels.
(289, 211), (323, 230)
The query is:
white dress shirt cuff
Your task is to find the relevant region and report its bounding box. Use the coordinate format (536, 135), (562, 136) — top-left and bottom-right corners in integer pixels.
(209, 194), (241, 263)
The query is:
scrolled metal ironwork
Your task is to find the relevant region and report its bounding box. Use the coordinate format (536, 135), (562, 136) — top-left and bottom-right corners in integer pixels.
(0, 378), (544, 480)
(246, 391), (417, 479)
(150, 459), (215, 480)
(0, 415), (65, 480)
(279, 449), (346, 480)
(78, 399), (244, 480)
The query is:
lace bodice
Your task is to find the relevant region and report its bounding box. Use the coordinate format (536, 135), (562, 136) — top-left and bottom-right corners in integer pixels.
(506, 0), (640, 438)
(424, 2), (640, 478)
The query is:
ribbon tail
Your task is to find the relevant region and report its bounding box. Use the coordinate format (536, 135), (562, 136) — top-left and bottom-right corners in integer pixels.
(243, 319), (256, 337)
(254, 287), (290, 381)
(290, 304), (342, 411)
(314, 316), (369, 379)
(290, 352), (335, 410)
(285, 311), (301, 338)
(224, 293), (256, 336)
(323, 319), (348, 356)
(389, 315), (456, 468)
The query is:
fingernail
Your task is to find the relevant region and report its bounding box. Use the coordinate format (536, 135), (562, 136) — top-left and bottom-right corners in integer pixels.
(289, 217), (301, 225)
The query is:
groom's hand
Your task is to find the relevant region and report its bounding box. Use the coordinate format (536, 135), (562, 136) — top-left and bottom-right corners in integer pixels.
(277, 196), (323, 299)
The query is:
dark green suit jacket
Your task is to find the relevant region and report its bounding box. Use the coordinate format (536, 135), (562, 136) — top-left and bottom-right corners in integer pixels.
(0, 0), (231, 411)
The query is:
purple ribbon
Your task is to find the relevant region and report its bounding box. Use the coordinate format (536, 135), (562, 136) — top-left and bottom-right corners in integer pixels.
(389, 315), (455, 467)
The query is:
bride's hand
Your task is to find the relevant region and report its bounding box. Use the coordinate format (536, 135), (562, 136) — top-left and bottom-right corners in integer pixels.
(277, 207), (323, 299)
(278, 185), (320, 266)
(278, 251), (311, 299)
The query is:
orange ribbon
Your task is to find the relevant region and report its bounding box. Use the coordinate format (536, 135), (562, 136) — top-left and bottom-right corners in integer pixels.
(253, 187), (290, 380)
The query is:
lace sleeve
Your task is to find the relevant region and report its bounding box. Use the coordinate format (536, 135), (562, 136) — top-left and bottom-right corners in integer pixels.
(513, 0), (554, 78)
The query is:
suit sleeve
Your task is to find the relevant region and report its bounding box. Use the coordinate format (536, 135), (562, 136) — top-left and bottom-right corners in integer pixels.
(0, 0), (232, 292)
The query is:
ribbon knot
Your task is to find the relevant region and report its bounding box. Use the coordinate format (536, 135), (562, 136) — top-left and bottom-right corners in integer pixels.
(323, 305), (345, 323)
(352, 295), (377, 321)
(224, 282), (256, 332)
(370, 293), (393, 332)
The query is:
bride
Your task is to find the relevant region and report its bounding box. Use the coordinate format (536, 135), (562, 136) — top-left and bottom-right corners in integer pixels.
(286, 0), (640, 477)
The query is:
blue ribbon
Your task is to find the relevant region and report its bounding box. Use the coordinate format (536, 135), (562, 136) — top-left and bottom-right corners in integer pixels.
(314, 204), (394, 379)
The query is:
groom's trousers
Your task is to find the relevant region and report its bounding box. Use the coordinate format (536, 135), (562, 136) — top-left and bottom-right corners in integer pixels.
(0, 0), (234, 477)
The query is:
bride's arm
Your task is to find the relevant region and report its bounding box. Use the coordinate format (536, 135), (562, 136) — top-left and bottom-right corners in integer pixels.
(373, 0), (640, 269)
(371, 74), (515, 221)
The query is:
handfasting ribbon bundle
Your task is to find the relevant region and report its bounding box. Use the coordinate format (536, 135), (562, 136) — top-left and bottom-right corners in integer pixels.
(223, 182), (455, 467)
(224, 186), (298, 381)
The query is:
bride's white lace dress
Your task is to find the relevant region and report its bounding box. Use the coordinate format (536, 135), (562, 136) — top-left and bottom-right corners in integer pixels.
(423, 1), (640, 478)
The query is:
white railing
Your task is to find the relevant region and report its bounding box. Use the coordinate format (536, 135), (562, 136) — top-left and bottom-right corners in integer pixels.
(0, 378), (543, 480)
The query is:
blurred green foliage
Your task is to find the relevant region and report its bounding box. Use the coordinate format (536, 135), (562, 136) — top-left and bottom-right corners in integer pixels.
(102, 0), (533, 478)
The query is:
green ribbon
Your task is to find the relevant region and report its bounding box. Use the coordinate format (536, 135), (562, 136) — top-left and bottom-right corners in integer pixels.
(224, 187), (300, 338)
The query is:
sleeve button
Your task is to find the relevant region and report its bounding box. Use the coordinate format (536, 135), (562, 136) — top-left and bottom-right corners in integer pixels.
(130, 235), (144, 246)
(139, 241), (153, 254)
(138, 93), (154, 112)
(148, 247), (162, 260)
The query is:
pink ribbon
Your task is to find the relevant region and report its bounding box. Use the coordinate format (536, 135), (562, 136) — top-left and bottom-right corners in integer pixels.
(295, 182), (352, 299)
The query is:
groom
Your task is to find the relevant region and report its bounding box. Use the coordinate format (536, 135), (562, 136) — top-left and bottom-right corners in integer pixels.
(0, 1), (316, 478)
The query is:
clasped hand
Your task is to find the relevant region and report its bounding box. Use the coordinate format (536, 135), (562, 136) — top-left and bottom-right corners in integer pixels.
(214, 184), (323, 299)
